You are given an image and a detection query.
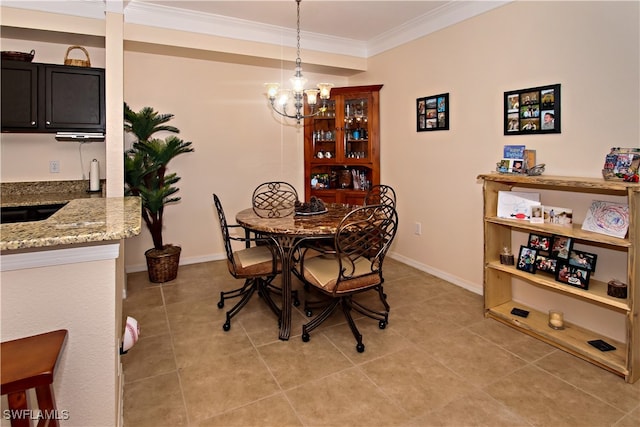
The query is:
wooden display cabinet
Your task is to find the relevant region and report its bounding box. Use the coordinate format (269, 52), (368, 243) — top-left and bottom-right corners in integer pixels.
(478, 173), (639, 383)
(304, 85), (382, 204)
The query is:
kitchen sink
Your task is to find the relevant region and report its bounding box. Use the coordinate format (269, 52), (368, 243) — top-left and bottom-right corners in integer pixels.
(0, 203), (67, 224)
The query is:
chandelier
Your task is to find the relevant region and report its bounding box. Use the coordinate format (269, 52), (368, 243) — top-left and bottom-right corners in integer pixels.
(264, 0), (333, 124)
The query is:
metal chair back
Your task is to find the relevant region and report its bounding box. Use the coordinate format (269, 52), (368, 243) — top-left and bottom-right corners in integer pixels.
(252, 181), (298, 218)
(334, 204), (399, 288)
(364, 184), (396, 209)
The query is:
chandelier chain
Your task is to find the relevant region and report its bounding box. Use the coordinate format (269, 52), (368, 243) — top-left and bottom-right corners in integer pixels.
(296, 0), (301, 66)
(264, 0), (332, 124)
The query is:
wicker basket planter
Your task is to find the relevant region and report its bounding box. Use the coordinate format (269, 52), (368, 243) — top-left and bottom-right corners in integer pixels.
(145, 245), (181, 283)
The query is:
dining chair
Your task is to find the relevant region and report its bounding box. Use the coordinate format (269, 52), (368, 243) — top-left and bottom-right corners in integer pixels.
(294, 204), (399, 352)
(213, 193), (297, 331)
(252, 181), (299, 218)
(364, 184), (396, 208)
(364, 184), (397, 304)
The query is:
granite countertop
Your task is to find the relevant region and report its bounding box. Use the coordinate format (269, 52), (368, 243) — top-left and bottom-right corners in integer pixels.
(1, 181), (142, 251)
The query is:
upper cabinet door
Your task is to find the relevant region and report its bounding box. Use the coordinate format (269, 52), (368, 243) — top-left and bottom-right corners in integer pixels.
(1, 60), (105, 133)
(45, 65), (105, 131)
(1, 61), (38, 130)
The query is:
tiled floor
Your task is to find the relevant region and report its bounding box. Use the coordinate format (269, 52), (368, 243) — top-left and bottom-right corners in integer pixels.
(122, 259), (639, 427)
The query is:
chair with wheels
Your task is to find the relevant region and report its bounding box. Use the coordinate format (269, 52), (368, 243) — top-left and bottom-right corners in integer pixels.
(294, 204), (399, 352)
(364, 184), (397, 305)
(252, 181), (299, 218)
(213, 194), (298, 331)
(364, 184), (396, 209)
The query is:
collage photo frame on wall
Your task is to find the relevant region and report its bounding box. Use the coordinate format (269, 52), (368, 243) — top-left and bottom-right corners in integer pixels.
(504, 84), (561, 135)
(416, 93), (449, 131)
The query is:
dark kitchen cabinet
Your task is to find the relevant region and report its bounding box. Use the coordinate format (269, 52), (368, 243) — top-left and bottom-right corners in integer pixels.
(1, 60), (105, 133)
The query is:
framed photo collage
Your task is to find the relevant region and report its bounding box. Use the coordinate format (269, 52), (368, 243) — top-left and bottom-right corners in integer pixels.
(504, 84), (560, 135)
(516, 233), (597, 290)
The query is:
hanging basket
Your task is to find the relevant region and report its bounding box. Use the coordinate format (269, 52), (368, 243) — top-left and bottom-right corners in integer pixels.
(145, 245), (181, 283)
(64, 45), (91, 67)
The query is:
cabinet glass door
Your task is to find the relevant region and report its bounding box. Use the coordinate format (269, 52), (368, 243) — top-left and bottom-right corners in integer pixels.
(343, 96), (369, 160)
(311, 100), (336, 160)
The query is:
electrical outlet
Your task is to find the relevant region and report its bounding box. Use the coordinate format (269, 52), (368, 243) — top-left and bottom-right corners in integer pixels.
(49, 160), (60, 173)
(415, 222), (422, 235)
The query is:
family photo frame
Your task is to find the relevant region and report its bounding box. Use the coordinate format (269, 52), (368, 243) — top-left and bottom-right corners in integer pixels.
(516, 245), (537, 273)
(535, 253), (557, 275)
(551, 235), (573, 260)
(568, 249), (598, 272)
(556, 262), (590, 290)
(528, 233), (551, 252)
(504, 84), (561, 135)
(417, 93), (449, 132)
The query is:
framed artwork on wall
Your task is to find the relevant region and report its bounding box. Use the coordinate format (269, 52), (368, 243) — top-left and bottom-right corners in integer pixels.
(417, 93), (449, 132)
(504, 84), (561, 135)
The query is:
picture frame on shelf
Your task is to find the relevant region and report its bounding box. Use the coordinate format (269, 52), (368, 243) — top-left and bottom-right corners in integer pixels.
(555, 262), (590, 290)
(535, 253), (557, 275)
(417, 93), (449, 132)
(530, 205), (544, 224)
(550, 235), (573, 260)
(543, 205), (573, 227)
(504, 83), (561, 135)
(516, 245), (537, 273)
(528, 233), (551, 251)
(568, 249), (597, 272)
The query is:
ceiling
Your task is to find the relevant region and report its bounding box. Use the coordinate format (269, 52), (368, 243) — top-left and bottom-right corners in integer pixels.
(134, 0), (450, 42)
(2, 0), (509, 58)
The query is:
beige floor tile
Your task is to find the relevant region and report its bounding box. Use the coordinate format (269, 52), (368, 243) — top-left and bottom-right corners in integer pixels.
(171, 320), (253, 369)
(381, 275), (449, 308)
(123, 285), (164, 310)
(196, 394), (302, 427)
(485, 365), (626, 426)
(238, 297), (294, 346)
(286, 367), (410, 426)
(123, 372), (188, 427)
(388, 300), (466, 346)
(360, 347), (471, 418)
(165, 295), (222, 332)
(615, 406), (640, 427)
(122, 304), (170, 339)
(179, 348), (281, 423)
(534, 350), (640, 412)
(122, 333), (177, 383)
(125, 270), (157, 293)
(381, 258), (425, 281)
(425, 328), (528, 386)
(404, 390), (530, 427)
(467, 318), (557, 362)
(322, 320), (413, 363)
(122, 259), (640, 427)
(423, 291), (485, 327)
(257, 334), (354, 390)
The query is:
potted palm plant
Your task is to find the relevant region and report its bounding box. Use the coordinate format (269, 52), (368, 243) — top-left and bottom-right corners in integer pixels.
(124, 103), (194, 283)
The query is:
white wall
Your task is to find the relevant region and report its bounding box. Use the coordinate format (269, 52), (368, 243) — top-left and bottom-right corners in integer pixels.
(121, 49), (347, 267)
(1, 246), (120, 427)
(350, 0), (639, 289)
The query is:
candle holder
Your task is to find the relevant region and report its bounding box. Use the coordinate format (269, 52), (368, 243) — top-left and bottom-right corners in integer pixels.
(548, 309), (565, 330)
(500, 246), (515, 265)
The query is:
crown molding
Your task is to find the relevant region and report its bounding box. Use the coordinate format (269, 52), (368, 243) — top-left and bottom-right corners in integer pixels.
(1, 0), (511, 58)
(367, 1), (511, 57)
(122, 1), (369, 57)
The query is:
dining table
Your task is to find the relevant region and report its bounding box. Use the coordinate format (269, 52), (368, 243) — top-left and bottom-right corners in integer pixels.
(236, 203), (355, 340)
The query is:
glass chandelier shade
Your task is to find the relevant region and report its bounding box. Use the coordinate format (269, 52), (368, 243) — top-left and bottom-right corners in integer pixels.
(264, 0), (333, 124)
